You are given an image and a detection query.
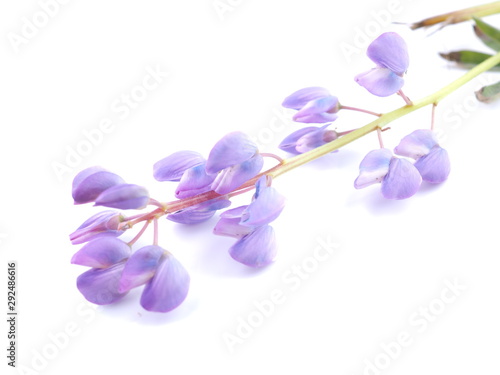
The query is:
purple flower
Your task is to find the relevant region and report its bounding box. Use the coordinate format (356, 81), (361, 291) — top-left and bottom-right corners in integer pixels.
(175, 163), (216, 199)
(214, 176), (285, 267)
(205, 132), (263, 194)
(77, 262), (128, 305)
(355, 32), (409, 97)
(394, 129), (450, 183)
(72, 167), (125, 204)
(153, 151), (205, 182)
(71, 237), (131, 268)
(354, 148), (422, 199)
(279, 125), (338, 154)
(94, 184), (150, 210)
(282, 87), (340, 123)
(69, 210), (125, 245)
(167, 198), (231, 224)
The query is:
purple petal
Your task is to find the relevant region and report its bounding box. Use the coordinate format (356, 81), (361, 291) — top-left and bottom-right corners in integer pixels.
(72, 167), (125, 204)
(140, 252), (190, 313)
(211, 154), (264, 195)
(414, 147), (450, 183)
(282, 87), (331, 109)
(367, 32), (409, 75)
(354, 148), (393, 189)
(71, 237), (131, 268)
(293, 96), (339, 123)
(220, 205), (248, 218)
(279, 127), (319, 154)
(118, 245), (164, 293)
(175, 163), (216, 199)
(153, 151), (205, 182)
(295, 125), (338, 153)
(229, 225), (277, 268)
(394, 129), (439, 159)
(76, 262), (128, 305)
(167, 199), (231, 224)
(69, 210), (125, 245)
(213, 206), (254, 238)
(381, 158), (422, 199)
(205, 132), (258, 174)
(355, 67), (404, 97)
(240, 182), (285, 227)
(94, 184), (150, 210)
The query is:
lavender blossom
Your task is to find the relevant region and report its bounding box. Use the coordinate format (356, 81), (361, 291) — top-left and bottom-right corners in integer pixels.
(94, 184), (150, 210)
(279, 125), (338, 154)
(167, 198), (231, 224)
(72, 167), (125, 204)
(76, 262), (128, 305)
(69, 210), (125, 245)
(394, 129), (450, 183)
(355, 32), (409, 97)
(282, 87), (340, 123)
(71, 237), (131, 268)
(153, 151), (205, 182)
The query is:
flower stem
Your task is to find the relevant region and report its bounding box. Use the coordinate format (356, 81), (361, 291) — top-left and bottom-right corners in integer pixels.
(340, 105), (382, 117)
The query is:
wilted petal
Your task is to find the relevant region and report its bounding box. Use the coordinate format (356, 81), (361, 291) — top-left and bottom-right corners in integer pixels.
(205, 132), (258, 174)
(167, 199), (231, 224)
(279, 127), (319, 154)
(69, 210), (125, 245)
(153, 151), (205, 182)
(76, 262), (128, 305)
(355, 67), (404, 97)
(119, 245), (164, 293)
(381, 158), (422, 199)
(71, 237), (131, 268)
(211, 154), (264, 195)
(354, 148), (393, 189)
(175, 163), (217, 199)
(293, 96), (339, 123)
(229, 225), (277, 268)
(72, 167), (125, 204)
(414, 147), (451, 183)
(282, 87), (332, 109)
(95, 184), (150, 210)
(295, 125), (338, 153)
(140, 252), (190, 313)
(240, 178), (285, 227)
(394, 129), (439, 159)
(367, 32), (409, 75)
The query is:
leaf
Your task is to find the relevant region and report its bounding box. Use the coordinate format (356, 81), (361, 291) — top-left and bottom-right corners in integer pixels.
(473, 17), (500, 51)
(439, 50), (500, 70)
(476, 80), (500, 103)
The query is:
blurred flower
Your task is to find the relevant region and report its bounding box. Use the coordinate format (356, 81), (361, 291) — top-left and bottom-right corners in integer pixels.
(354, 148), (422, 199)
(282, 87), (340, 123)
(355, 32), (409, 97)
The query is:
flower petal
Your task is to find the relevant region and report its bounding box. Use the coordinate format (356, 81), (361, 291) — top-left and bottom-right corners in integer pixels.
(140, 253), (190, 313)
(394, 129), (439, 159)
(71, 237), (131, 268)
(153, 151), (205, 182)
(355, 67), (404, 97)
(69, 210), (125, 245)
(213, 217), (254, 238)
(282, 87), (332, 109)
(295, 125), (337, 153)
(205, 132), (258, 174)
(293, 96), (339, 123)
(279, 127), (319, 154)
(119, 245), (164, 293)
(72, 167), (125, 204)
(354, 148), (393, 189)
(211, 154), (264, 195)
(367, 32), (409, 75)
(94, 184), (150, 210)
(381, 158), (422, 199)
(414, 147), (451, 183)
(175, 163), (216, 199)
(229, 225), (277, 268)
(76, 262), (128, 305)
(240, 181), (285, 227)
(167, 199), (231, 224)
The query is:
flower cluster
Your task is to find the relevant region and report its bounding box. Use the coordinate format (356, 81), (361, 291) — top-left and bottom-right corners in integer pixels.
(70, 31), (456, 314)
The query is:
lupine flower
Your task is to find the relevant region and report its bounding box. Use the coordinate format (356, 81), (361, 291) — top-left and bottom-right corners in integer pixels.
(394, 129), (450, 183)
(119, 245), (190, 313)
(77, 262), (128, 305)
(153, 151), (205, 182)
(175, 162), (216, 199)
(71, 237), (131, 268)
(72, 167), (125, 204)
(167, 198), (231, 224)
(354, 148), (422, 199)
(69, 210), (125, 245)
(282, 87), (340, 123)
(205, 132), (264, 195)
(94, 184), (150, 210)
(355, 32), (409, 97)
(214, 176), (285, 267)
(279, 125), (339, 154)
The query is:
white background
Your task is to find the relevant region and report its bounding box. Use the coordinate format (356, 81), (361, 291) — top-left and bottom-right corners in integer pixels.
(2, 0), (500, 374)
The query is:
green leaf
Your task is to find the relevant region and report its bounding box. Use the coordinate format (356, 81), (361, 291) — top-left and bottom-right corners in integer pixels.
(439, 50), (500, 70)
(475, 80), (500, 103)
(473, 17), (500, 51)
